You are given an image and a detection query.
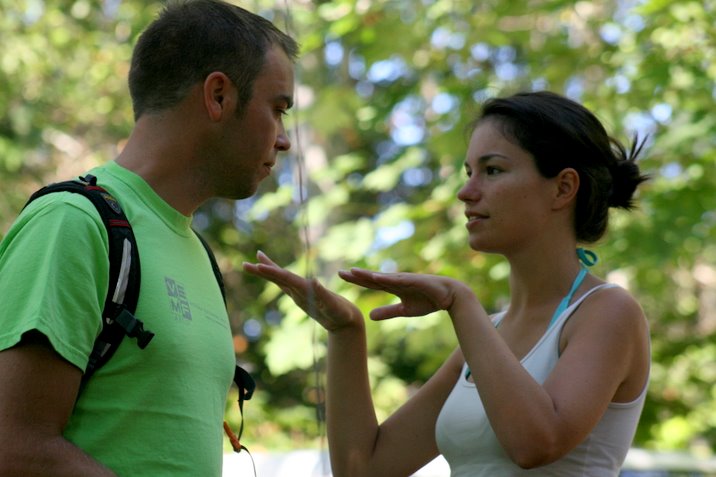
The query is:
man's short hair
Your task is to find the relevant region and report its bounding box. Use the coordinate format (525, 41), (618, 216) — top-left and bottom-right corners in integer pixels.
(128, 0), (299, 120)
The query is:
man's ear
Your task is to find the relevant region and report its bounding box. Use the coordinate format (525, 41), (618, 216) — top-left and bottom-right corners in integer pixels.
(203, 72), (235, 121)
(552, 168), (579, 210)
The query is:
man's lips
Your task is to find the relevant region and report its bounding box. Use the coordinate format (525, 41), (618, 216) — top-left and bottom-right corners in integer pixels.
(465, 212), (488, 227)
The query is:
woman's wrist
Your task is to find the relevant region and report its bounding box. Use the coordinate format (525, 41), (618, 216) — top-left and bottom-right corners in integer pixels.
(326, 310), (365, 334)
(446, 281), (478, 315)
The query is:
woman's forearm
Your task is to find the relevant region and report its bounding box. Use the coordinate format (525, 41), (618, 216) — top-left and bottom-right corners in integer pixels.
(325, 321), (380, 476)
(447, 288), (561, 466)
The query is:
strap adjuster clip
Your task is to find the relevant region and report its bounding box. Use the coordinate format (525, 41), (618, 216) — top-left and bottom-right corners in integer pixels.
(115, 308), (154, 349)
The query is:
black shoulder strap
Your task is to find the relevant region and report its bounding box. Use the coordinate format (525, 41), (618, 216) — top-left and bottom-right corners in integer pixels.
(193, 230), (256, 453)
(25, 176), (254, 427)
(193, 230), (255, 399)
(194, 230), (227, 305)
(24, 175), (154, 381)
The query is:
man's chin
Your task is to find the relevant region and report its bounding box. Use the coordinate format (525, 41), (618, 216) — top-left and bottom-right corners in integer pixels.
(219, 186), (255, 201)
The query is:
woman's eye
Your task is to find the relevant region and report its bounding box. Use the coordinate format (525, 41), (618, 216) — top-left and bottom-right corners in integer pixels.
(486, 166), (501, 175)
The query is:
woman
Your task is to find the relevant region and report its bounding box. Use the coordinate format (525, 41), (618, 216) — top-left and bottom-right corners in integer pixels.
(244, 91), (651, 476)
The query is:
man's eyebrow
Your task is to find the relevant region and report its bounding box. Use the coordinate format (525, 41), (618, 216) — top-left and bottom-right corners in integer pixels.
(277, 94), (294, 109)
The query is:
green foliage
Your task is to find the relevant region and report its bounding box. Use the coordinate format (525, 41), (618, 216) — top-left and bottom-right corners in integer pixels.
(1, 0), (715, 456)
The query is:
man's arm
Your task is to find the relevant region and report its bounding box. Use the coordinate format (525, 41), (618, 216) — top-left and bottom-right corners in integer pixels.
(0, 331), (117, 477)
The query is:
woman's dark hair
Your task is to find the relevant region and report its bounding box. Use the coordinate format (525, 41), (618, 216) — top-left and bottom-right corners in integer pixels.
(477, 91), (648, 243)
(128, 0), (299, 121)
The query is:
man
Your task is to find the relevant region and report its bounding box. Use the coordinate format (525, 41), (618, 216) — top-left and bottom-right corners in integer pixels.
(0, 1), (298, 475)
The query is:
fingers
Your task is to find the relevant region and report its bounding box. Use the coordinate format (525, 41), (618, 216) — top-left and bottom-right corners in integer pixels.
(243, 254), (406, 328)
(242, 251), (280, 277)
(242, 252), (324, 310)
(256, 250), (278, 266)
(340, 269), (421, 299)
(241, 252), (369, 331)
(369, 303), (406, 321)
(339, 268), (391, 291)
(242, 253), (304, 291)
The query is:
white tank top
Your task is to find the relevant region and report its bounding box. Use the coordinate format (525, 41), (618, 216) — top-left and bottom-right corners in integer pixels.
(435, 284), (648, 476)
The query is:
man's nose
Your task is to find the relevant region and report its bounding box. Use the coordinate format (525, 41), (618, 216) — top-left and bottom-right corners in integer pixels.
(276, 127), (291, 151)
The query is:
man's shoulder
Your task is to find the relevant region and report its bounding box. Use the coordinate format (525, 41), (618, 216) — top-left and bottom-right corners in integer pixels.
(23, 182), (105, 217)
(20, 188), (106, 235)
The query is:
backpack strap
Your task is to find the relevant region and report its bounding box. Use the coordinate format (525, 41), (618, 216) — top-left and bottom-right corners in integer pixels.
(194, 231), (257, 454)
(194, 230), (256, 444)
(27, 174), (254, 445)
(194, 230), (227, 305)
(24, 174), (154, 381)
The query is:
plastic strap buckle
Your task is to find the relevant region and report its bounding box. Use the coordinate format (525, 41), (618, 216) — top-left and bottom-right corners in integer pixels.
(115, 308), (155, 349)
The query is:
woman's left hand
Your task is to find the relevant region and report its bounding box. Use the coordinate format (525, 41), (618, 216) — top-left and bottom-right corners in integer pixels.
(243, 251), (364, 332)
(338, 268), (474, 321)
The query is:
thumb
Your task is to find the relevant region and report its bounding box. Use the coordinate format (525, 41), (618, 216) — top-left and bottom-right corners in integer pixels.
(369, 303), (405, 321)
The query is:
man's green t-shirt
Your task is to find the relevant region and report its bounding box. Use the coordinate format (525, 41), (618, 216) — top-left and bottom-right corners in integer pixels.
(0, 161), (235, 476)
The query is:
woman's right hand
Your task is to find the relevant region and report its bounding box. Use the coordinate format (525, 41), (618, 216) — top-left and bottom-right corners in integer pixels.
(242, 251), (364, 332)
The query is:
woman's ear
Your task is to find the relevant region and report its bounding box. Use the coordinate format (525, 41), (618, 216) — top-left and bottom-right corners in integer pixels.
(203, 72), (236, 121)
(552, 168), (579, 210)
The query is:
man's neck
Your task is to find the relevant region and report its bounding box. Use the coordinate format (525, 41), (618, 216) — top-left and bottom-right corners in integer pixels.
(115, 116), (208, 216)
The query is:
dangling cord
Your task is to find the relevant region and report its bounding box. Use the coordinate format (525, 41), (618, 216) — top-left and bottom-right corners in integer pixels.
(224, 421), (257, 477)
(281, 0), (329, 472)
(225, 366), (258, 476)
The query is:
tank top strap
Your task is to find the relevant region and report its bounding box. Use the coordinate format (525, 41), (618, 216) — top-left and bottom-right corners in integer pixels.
(466, 249), (600, 379)
(550, 282), (618, 330)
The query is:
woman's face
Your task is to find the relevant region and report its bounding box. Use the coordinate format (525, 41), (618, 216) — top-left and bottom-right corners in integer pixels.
(457, 120), (558, 254)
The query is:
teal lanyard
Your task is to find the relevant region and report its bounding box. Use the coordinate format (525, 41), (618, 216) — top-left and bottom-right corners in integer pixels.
(464, 248), (597, 380)
(548, 267), (587, 329)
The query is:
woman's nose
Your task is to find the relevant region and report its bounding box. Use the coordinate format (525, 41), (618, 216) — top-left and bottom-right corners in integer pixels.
(457, 178), (480, 202)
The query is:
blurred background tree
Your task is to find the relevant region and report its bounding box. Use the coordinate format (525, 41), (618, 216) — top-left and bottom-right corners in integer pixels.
(1, 0), (714, 457)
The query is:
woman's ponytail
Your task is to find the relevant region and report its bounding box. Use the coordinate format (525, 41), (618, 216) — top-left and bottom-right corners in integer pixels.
(608, 135), (650, 210)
